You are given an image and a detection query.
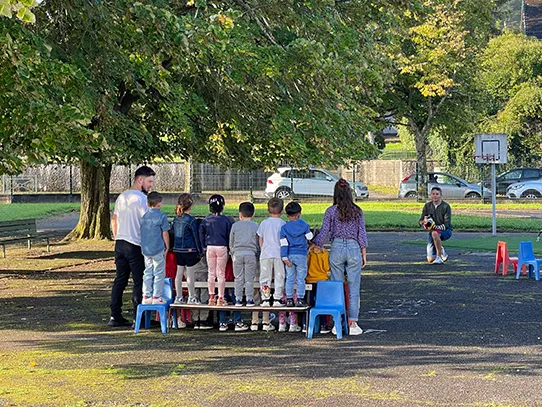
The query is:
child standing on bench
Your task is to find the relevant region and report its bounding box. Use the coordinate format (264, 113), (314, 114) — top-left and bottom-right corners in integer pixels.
(141, 192), (170, 305)
(280, 201), (313, 308)
(173, 193), (204, 305)
(199, 194), (232, 306)
(230, 202), (259, 307)
(254, 198), (286, 331)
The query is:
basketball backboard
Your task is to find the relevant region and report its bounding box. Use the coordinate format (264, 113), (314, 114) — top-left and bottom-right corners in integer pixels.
(474, 133), (507, 164)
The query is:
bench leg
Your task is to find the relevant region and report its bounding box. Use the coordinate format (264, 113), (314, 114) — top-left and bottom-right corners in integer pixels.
(46, 238), (50, 253)
(1, 244), (4, 259)
(28, 239), (31, 250)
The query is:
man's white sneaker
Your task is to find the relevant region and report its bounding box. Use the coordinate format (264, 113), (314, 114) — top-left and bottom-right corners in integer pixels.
(441, 248), (448, 262)
(433, 256), (444, 264)
(177, 318), (187, 329)
(348, 322), (363, 336)
(278, 323), (288, 332)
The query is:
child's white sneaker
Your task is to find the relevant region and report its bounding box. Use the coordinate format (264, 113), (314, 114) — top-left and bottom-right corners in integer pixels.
(177, 318), (187, 329)
(289, 324), (302, 333)
(174, 296), (185, 304)
(152, 297), (166, 305)
(187, 296), (201, 305)
(278, 323), (287, 332)
(250, 323), (259, 331)
(262, 323), (275, 332)
(142, 296), (153, 305)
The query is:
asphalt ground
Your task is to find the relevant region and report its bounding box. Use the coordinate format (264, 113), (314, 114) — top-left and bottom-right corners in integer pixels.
(1, 232), (542, 406)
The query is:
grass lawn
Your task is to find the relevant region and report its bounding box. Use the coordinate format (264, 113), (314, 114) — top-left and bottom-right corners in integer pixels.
(1, 201), (542, 232)
(163, 202), (542, 232)
(404, 234), (542, 255)
(0, 203), (80, 221)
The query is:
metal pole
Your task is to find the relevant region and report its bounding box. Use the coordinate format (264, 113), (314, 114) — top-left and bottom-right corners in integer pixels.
(491, 162), (497, 236)
(249, 171), (254, 202)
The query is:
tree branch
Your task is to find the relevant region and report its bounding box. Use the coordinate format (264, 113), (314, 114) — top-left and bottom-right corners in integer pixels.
(234, 0), (283, 48)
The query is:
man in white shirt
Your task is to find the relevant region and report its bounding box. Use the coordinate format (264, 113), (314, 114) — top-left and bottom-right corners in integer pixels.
(108, 166), (156, 327)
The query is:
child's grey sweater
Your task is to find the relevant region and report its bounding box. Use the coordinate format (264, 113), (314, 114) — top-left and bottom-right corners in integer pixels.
(229, 220), (259, 257)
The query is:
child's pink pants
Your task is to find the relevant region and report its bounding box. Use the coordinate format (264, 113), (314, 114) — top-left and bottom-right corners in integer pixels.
(206, 246), (228, 299)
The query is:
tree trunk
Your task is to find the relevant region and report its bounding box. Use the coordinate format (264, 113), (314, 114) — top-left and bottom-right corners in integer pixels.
(412, 124), (428, 201)
(66, 161), (112, 240)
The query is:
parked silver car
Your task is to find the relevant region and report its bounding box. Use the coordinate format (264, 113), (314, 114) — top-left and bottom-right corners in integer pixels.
(506, 180), (542, 199)
(265, 167), (369, 200)
(398, 171), (492, 199)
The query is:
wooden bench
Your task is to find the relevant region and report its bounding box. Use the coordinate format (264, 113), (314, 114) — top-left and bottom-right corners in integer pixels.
(0, 219), (51, 258)
(171, 282), (312, 336)
(179, 281), (313, 291)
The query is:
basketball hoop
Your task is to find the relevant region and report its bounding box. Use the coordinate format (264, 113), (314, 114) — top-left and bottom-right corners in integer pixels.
(474, 133), (507, 237)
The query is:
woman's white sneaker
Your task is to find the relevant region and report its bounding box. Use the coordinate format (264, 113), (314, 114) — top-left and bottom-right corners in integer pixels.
(349, 322), (363, 336)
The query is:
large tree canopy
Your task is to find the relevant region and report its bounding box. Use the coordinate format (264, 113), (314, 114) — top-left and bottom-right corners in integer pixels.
(384, 0), (499, 197)
(2, 0), (403, 173)
(1, 0), (402, 238)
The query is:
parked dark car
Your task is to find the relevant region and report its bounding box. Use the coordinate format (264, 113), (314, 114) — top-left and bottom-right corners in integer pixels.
(482, 168), (542, 195)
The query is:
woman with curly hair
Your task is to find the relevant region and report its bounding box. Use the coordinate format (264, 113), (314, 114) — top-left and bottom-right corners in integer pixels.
(313, 178), (367, 335)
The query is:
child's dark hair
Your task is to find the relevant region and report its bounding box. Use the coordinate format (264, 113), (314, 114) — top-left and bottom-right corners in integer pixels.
(239, 202), (255, 218)
(147, 191), (163, 207)
(267, 198), (284, 215)
(209, 194), (225, 214)
(285, 201), (302, 216)
(175, 193), (194, 217)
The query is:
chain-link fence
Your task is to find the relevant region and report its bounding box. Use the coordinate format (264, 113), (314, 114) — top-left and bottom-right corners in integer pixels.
(13, 159), (519, 201)
(1, 162), (396, 201)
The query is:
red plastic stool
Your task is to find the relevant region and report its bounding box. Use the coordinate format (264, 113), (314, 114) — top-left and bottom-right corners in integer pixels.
(495, 241), (524, 276)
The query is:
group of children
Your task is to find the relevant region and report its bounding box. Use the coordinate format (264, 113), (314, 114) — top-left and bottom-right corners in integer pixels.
(140, 192), (328, 332)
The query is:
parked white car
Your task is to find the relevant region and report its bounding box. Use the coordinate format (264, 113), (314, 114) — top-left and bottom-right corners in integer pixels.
(265, 167), (369, 200)
(506, 180), (542, 199)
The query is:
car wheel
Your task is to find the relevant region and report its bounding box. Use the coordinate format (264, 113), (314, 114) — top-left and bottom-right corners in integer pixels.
(275, 187), (292, 199)
(521, 190), (541, 199)
(465, 192), (481, 199)
(405, 191), (418, 198)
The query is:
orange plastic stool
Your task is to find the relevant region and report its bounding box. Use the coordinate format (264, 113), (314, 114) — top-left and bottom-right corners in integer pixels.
(495, 241), (524, 276)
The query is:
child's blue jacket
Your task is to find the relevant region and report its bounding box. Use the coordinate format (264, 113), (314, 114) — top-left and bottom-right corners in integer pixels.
(279, 219), (313, 259)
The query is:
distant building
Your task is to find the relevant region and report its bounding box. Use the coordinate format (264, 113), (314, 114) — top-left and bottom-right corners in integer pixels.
(521, 0), (542, 38)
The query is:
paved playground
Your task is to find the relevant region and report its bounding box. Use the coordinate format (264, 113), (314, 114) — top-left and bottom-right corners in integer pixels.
(1, 231), (541, 406)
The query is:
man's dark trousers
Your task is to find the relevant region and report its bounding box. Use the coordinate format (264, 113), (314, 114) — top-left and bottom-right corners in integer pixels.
(110, 240), (145, 320)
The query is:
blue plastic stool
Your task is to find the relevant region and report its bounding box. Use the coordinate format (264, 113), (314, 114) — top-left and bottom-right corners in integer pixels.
(134, 278), (175, 334)
(307, 281), (348, 339)
(516, 241), (542, 280)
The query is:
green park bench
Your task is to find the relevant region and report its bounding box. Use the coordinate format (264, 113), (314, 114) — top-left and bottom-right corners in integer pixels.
(0, 219), (51, 258)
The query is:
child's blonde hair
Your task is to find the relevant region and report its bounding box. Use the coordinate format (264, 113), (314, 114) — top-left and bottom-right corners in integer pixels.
(175, 193), (194, 217)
